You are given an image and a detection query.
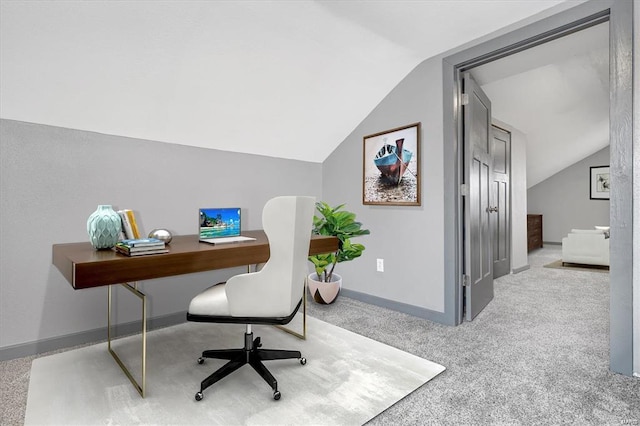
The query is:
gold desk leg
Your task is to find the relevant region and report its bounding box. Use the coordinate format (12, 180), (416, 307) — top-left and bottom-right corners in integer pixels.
(275, 281), (307, 340)
(248, 264), (306, 340)
(108, 282), (147, 397)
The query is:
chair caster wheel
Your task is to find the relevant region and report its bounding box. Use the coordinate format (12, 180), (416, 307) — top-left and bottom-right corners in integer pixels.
(273, 390), (281, 400)
(197, 357), (205, 365)
(195, 392), (203, 401)
(299, 357), (307, 365)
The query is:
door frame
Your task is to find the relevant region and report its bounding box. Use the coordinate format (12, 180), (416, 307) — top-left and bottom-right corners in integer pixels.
(442, 0), (634, 375)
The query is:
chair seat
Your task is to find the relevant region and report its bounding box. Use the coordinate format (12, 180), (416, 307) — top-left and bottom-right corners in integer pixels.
(188, 282), (230, 316)
(187, 299), (302, 325)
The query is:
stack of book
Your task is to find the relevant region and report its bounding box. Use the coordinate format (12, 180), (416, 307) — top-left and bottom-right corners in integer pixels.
(115, 238), (168, 256)
(117, 209), (142, 239)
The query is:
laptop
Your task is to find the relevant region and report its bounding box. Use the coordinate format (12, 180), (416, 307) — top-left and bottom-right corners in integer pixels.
(198, 207), (256, 244)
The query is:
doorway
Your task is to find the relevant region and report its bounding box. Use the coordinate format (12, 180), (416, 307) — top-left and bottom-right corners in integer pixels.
(461, 19), (609, 320)
(442, 0), (634, 376)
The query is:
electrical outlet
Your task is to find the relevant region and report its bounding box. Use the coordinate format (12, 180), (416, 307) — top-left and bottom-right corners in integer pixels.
(376, 258), (384, 272)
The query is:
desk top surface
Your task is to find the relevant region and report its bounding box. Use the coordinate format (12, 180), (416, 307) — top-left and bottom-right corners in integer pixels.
(53, 231), (338, 289)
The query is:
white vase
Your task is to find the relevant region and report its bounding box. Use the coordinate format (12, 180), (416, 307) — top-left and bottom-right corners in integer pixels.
(87, 205), (122, 249)
(307, 273), (342, 304)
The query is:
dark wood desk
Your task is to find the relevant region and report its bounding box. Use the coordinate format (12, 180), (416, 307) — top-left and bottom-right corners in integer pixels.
(53, 231), (338, 289)
(51, 231), (338, 397)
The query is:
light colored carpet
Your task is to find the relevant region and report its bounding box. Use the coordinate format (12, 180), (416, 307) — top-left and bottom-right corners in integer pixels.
(24, 316), (445, 425)
(543, 259), (609, 273)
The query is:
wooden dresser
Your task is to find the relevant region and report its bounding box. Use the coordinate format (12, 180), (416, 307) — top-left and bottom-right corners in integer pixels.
(527, 214), (543, 252)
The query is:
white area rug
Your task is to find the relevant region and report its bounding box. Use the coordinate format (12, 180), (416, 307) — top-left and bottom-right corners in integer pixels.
(25, 316), (445, 425)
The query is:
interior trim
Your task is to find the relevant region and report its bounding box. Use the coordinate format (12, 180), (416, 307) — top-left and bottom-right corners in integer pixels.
(511, 265), (531, 274)
(0, 311), (186, 362)
(340, 289), (449, 324)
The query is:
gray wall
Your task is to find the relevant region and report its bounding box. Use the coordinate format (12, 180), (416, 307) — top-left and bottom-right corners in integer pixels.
(527, 146), (610, 243)
(322, 56), (446, 317)
(0, 119), (322, 354)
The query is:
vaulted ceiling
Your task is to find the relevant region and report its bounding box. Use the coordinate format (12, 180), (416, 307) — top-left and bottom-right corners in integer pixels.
(473, 21), (609, 187)
(2, 0), (599, 187)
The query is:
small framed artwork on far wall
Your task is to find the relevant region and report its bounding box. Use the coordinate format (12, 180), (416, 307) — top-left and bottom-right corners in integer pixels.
(590, 165), (610, 200)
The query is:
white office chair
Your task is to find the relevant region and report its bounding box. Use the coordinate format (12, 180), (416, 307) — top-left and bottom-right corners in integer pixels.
(187, 196), (315, 401)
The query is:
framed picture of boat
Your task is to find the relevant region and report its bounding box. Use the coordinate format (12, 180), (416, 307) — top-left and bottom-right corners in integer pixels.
(363, 122), (420, 206)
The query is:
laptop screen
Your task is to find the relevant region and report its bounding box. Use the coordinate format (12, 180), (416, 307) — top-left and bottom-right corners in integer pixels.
(199, 208), (242, 239)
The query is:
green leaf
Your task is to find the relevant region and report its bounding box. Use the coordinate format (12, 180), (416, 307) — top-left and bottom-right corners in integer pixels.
(308, 201), (369, 282)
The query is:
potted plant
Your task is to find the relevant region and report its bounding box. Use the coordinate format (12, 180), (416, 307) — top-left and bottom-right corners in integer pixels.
(308, 201), (370, 304)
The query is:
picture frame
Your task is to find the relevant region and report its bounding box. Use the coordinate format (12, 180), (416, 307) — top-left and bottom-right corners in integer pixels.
(590, 165), (610, 200)
(363, 122), (420, 206)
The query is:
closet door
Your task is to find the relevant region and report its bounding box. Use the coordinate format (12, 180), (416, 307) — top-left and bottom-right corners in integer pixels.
(491, 126), (511, 279)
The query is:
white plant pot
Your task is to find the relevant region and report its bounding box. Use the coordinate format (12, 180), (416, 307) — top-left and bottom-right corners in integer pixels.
(307, 273), (342, 304)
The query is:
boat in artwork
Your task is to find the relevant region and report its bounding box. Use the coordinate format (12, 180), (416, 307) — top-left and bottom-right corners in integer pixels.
(374, 138), (413, 185)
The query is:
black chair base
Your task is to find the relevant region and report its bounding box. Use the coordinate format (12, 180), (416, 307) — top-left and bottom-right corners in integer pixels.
(194, 330), (306, 401)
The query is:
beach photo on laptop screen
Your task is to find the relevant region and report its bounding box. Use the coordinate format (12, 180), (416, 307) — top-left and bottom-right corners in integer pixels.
(199, 208), (243, 238)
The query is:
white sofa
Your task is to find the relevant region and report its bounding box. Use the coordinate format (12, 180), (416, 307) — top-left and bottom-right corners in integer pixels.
(561, 229), (610, 266)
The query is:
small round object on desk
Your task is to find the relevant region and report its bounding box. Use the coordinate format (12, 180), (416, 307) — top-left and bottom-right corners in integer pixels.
(148, 228), (173, 244)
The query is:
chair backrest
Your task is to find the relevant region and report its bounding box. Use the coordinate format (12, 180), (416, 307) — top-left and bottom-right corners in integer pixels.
(225, 196), (315, 317)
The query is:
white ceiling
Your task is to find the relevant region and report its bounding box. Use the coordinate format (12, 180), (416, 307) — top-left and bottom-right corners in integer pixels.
(1, 0), (575, 165)
(473, 22), (609, 187)
(3, 1), (607, 187)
